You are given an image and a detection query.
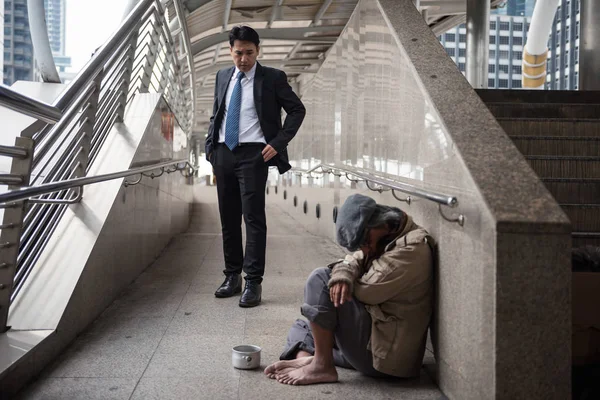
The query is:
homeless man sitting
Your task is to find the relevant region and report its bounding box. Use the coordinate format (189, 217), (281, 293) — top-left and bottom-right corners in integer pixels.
(264, 193), (435, 385)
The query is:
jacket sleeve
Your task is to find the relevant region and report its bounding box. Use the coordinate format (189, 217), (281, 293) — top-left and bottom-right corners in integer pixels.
(327, 250), (365, 291)
(354, 241), (432, 306)
(268, 70), (306, 153)
(205, 72), (220, 160)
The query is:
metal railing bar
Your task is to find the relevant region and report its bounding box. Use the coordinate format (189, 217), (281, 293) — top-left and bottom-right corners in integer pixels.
(99, 34), (135, 77)
(293, 164), (458, 207)
(15, 170), (84, 297)
(172, 0), (196, 120)
(89, 114), (119, 167)
(0, 158), (190, 204)
(32, 121), (86, 185)
(0, 145), (28, 159)
(131, 55), (147, 77)
(94, 91), (121, 128)
(101, 54), (130, 89)
(53, 0), (155, 111)
(92, 91), (122, 141)
(94, 82), (125, 128)
(14, 203), (64, 299)
(20, 156), (82, 251)
(0, 84), (62, 124)
(22, 151), (84, 231)
(33, 82), (96, 152)
(29, 169), (83, 205)
(149, 80), (161, 93)
(99, 55), (130, 94)
(32, 123), (87, 188)
(0, 174), (24, 186)
(91, 109), (120, 150)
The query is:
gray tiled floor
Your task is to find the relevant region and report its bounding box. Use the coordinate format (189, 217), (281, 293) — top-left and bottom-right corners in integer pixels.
(18, 189), (443, 400)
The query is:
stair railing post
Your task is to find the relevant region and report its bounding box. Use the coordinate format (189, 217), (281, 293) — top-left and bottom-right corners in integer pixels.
(0, 137), (34, 332)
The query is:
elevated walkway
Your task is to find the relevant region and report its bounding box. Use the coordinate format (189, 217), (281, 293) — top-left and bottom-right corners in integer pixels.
(16, 188), (442, 399)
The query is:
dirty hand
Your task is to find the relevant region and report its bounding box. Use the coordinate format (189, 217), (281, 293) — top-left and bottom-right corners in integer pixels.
(330, 282), (351, 307)
(262, 145), (278, 162)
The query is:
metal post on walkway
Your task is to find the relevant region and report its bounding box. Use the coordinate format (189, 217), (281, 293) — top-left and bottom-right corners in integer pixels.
(580, 0), (600, 90)
(466, 0), (490, 88)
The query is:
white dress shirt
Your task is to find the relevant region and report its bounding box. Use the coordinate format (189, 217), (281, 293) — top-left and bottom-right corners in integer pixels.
(218, 63), (266, 144)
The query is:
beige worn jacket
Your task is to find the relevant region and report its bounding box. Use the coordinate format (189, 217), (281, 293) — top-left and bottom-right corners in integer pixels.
(328, 216), (434, 377)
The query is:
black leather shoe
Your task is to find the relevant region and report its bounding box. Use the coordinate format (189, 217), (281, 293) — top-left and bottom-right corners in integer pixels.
(214, 274), (242, 298)
(239, 281), (262, 307)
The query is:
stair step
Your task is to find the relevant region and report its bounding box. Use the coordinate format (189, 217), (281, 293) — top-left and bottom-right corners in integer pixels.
(498, 119), (600, 137)
(511, 136), (600, 156)
(525, 156), (600, 179)
(476, 89), (600, 104)
(487, 103), (600, 119)
(573, 232), (600, 248)
(562, 205), (600, 232)
(543, 178), (600, 204)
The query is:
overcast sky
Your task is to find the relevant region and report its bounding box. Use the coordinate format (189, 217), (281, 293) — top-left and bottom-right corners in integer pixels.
(65, 0), (125, 72)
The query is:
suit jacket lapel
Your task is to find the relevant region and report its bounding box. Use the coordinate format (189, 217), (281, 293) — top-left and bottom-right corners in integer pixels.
(218, 67), (235, 110)
(254, 62), (264, 120)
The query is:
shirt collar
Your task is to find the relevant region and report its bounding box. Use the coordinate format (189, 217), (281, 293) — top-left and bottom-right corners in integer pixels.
(234, 62), (257, 81)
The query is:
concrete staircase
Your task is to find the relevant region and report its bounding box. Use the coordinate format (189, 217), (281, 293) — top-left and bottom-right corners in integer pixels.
(478, 90), (600, 248)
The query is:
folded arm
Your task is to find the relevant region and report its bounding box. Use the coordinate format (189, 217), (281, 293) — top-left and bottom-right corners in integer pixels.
(354, 242), (432, 305)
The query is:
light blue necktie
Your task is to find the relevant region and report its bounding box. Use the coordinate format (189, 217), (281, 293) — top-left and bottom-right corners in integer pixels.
(224, 71), (245, 151)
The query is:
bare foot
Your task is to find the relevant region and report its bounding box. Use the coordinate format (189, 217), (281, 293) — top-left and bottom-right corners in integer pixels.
(264, 356), (314, 379)
(276, 361), (338, 385)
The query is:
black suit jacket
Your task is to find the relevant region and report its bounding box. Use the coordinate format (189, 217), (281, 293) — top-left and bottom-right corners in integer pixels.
(205, 62), (306, 174)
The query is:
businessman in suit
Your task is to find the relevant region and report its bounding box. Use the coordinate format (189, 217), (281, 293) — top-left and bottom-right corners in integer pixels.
(205, 26), (306, 307)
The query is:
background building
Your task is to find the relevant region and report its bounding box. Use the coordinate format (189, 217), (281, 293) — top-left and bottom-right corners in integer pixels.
(547, 0), (579, 90)
(440, 15), (529, 89)
(440, 0), (579, 90)
(1, 1), (4, 83)
(494, 0), (536, 17)
(3, 0), (35, 85)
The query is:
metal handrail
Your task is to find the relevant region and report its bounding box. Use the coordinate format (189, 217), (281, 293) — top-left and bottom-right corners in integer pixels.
(0, 0), (186, 119)
(52, 0), (155, 111)
(0, 85), (62, 124)
(0, 159), (192, 204)
(0, 144), (28, 158)
(292, 163), (459, 207)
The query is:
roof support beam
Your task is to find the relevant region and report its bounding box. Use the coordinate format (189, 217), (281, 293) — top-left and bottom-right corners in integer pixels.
(284, 0), (334, 63)
(195, 58), (322, 76)
(267, 0), (285, 28)
(191, 26), (342, 55)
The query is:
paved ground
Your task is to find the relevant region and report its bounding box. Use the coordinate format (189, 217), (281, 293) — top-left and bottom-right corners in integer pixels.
(18, 189), (443, 399)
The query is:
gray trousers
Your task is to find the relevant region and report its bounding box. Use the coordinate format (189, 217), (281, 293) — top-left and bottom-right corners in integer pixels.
(280, 267), (389, 378)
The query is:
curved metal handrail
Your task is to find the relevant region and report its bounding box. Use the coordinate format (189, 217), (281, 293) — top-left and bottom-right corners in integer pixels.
(291, 163), (464, 226)
(293, 163), (458, 207)
(0, 158), (193, 205)
(0, 85), (62, 124)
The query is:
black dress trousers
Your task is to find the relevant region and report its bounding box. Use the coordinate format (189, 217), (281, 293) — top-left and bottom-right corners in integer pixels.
(212, 142), (268, 283)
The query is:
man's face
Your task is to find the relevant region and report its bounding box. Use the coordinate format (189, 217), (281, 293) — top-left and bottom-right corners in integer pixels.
(359, 226), (388, 257)
(230, 40), (259, 72)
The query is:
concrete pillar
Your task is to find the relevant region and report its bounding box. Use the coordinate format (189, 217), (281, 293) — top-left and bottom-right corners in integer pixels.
(579, 0), (600, 90)
(466, 0), (490, 88)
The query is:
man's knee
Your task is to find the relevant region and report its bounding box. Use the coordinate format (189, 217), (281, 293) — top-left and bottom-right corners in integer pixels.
(306, 267), (331, 289)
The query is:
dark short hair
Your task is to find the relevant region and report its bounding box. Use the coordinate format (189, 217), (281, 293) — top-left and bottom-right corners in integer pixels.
(229, 25), (260, 47)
